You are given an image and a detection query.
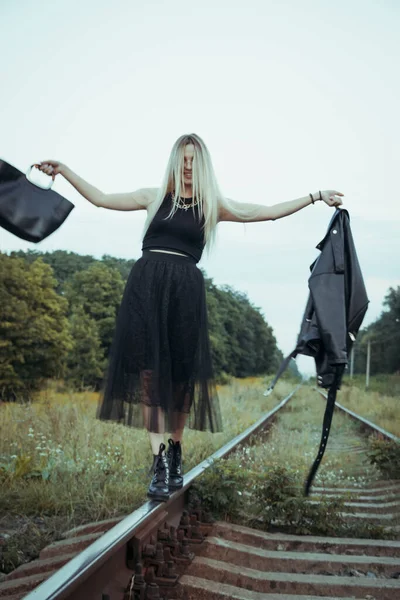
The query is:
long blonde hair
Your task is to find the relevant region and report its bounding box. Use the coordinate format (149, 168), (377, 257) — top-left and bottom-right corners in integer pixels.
(143, 133), (261, 252)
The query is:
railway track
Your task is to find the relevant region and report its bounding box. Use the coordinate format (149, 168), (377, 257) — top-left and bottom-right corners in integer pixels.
(1, 383), (399, 600)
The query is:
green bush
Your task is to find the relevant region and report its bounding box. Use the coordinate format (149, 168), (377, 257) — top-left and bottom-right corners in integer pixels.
(249, 465), (345, 535)
(189, 458), (250, 521)
(215, 371), (233, 386)
(368, 437), (400, 479)
(190, 460), (395, 539)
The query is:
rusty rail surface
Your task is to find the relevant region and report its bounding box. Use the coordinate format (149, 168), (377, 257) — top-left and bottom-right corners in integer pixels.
(23, 385), (301, 600)
(315, 387), (399, 443)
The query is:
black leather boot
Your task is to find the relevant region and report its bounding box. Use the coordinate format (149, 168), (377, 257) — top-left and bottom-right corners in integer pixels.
(148, 454), (159, 477)
(166, 438), (183, 490)
(147, 443), (170, 502)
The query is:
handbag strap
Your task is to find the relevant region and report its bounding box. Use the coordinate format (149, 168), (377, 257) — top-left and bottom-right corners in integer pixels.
(27, 164), (54, 190)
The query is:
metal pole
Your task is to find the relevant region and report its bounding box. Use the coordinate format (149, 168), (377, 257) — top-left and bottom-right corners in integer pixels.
(366, 340), (371, 389)
(350, 347), (354, 379)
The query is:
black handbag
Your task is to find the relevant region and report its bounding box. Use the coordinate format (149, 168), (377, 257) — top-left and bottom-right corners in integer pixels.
(0, 159), (75, 243)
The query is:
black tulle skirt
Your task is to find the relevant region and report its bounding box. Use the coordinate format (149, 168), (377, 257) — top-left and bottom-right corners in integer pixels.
(96, 250), (222, 434)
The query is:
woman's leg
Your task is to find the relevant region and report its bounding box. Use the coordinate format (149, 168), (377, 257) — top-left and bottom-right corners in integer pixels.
(170, 411), (188, 442)
(143, 408), (187, 450)
(148, 432), (165, 454)
(141, 369), (166, 453)
(169, 382), (192, 441)
(142, 404), (166, 453)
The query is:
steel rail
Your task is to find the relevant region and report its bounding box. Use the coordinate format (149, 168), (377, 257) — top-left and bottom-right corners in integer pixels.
(24, 384), (301, 600)
(315, 388), (399, 443)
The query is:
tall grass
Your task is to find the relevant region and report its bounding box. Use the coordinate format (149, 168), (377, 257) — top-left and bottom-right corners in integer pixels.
(342, 374), (400, 398)
(338, 380), (400, 438)
(0, 378), (292, 526)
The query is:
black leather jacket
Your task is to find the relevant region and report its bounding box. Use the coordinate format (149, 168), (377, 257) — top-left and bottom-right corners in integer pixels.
(296, 207), (369, 388)
(266, 208), (369, 494)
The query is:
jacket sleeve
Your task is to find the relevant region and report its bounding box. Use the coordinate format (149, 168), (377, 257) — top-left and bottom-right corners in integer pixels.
(309, 213), (348, 366)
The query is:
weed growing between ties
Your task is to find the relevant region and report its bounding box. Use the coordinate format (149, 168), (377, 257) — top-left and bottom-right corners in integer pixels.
(0, 516), (66, 574)
(190, 457), (394, 540)
(191, 386), (397, 541)
(368, 437), (400, 479)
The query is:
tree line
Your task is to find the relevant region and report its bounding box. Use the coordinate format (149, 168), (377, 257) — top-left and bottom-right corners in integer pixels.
(0, 250), (290, 401)
(352, 286), (400, 376)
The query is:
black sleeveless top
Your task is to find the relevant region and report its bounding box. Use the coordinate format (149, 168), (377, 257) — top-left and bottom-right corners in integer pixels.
(142, 193), (205, 262)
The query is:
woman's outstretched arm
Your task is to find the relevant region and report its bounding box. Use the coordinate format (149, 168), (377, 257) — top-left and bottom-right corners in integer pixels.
(218, 190), (344, 223)
(34, 161), (157, 210)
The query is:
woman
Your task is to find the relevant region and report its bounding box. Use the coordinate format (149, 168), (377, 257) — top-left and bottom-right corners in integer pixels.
(36, 133), (343, 501)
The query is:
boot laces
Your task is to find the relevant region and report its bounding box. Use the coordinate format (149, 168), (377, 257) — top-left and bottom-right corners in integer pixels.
(167, 438), (181, 474)
(154, 443), (169, 485)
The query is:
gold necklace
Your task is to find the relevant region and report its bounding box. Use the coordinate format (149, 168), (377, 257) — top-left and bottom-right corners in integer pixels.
(171, 192), (199, 211)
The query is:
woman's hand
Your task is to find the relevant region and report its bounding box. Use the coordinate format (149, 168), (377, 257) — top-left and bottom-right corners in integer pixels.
(33, 160), (66, 181)
(318, 190), (344, 208)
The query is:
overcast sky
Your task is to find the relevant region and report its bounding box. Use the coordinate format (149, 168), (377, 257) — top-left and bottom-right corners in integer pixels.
(1, 0), (399, 375)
